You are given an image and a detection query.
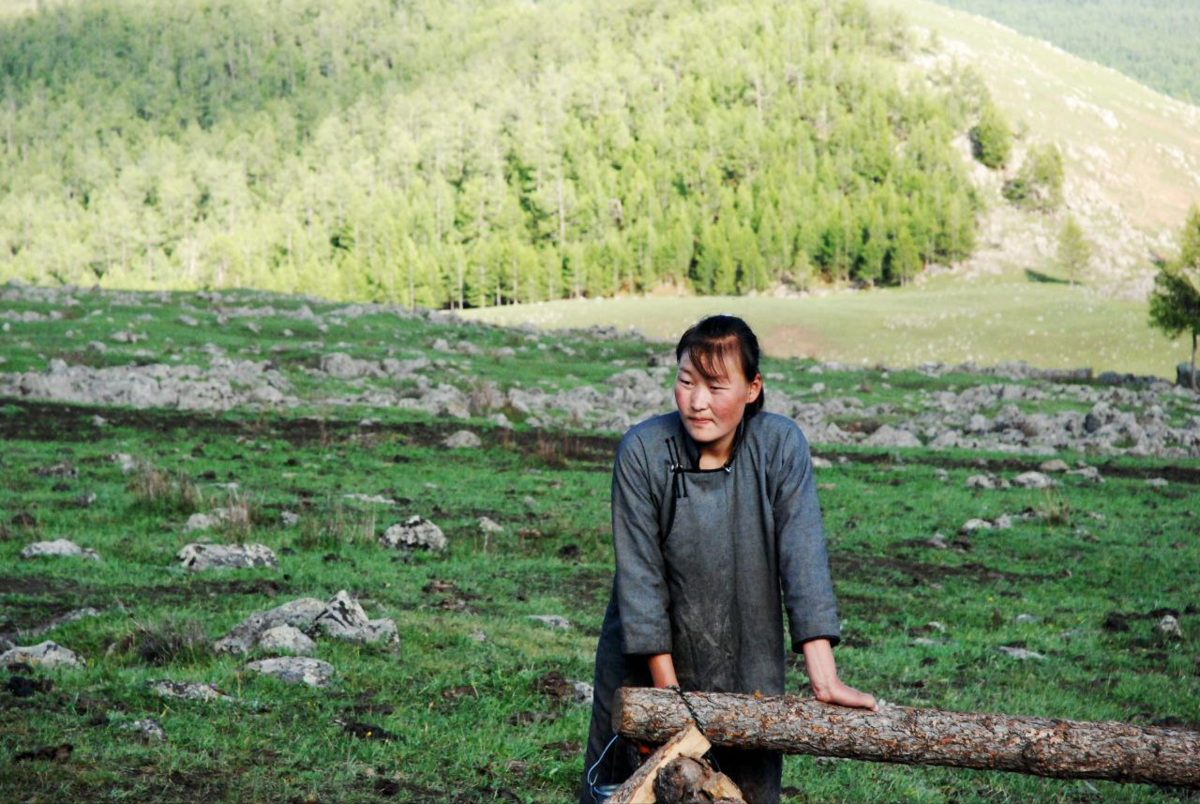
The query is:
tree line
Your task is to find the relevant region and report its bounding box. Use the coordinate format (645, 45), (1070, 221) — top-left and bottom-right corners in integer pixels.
(0, 0), (982, 306)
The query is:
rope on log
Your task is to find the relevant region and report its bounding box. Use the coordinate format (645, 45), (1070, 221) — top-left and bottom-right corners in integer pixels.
(614, 687), (1200, 789)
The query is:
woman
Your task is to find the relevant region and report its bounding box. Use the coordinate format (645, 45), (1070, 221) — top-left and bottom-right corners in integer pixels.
(580, 315), (875, 804)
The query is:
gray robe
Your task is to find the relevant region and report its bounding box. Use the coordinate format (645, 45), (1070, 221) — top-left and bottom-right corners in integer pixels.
(579, 410), (841, 804)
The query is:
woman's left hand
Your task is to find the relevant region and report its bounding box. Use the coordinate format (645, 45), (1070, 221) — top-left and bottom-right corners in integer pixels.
(812, 679), (877, 711)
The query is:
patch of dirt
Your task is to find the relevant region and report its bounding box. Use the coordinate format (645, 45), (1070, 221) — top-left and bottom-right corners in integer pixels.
(0, 397), (615, 468)
(832, 552), (1047, 586)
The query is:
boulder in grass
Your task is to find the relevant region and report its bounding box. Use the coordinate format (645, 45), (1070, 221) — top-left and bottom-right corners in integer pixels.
(19, 539), (100, 561)
(379, 516), (447, 552)
(442, 430), (481, 449)
(243, 657), (333, 687)
(0, 641), (85, 669)
(1038, 459), (1070, 473)
(995, 646), (1045, 661)
(313, 591), (398, 646)
(1012, 471), (1056, 489)
(478, 517), (504, 534)
(177, 543), (278, 572)
(214, 597), (327, 655)
(527, 615), (572, 631)
(863, 425), (922, 448)
(150, 680), (235, 702)
(256, 625), (317, 655)
(960, 518), (994, 534)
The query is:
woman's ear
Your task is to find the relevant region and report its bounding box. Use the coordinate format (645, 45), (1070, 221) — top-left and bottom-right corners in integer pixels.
(747, 373), (763, 403)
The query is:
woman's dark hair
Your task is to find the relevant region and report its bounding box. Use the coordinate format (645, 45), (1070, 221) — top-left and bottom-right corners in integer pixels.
(675, 315), (764, 417)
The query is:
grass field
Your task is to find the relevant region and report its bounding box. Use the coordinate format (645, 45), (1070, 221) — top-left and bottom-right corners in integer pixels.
(463, 274), (1184, 380)
(1, 288), (1197, 802)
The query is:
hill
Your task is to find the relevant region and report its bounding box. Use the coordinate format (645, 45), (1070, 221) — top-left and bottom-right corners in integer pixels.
(0, 0), (980, 301)
(928, 0), (1200, 104)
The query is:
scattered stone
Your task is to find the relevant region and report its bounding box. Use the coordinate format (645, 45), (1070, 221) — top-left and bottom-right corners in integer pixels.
(0, 641), (86, 669)
(911, 637), (951, 647)
(127, 719), (166, 743)
(925, 621), (947, 633)
(244, 657), (334, 687)
(478, 517), (504, 534)
(995, 646), (1045, 661)
(1013, 614), (1043, 625)
(150, 680), (235, 702)
(24, 608), (101, 638)
(312, 591), (399, 646)
(379, 516), (447, 552)
(467, 630), (488, 643)
(110, 453), (138, 473)
(178, 543), (278, 572)
(91, 415), (108, 427)
(442, 430), (481, 449)
(811, 457), (833, 470)
(965, 474), (996, 490)
(183, 513), (218, 534)
(1012, 471), (1056, 489)
(179, 315), (199, 327)
(960, 518), (994, 534)
(32, 461), (78, 479)
(73, 492), (97, 507)
(1067, 466), (1104, 483)
(19, 539), (100, 561)
(215, 597), (327, 654)
(927, 533), (949, 550)
(1145, 477), (1169, 488)
(863, 425), (922, 448)
(1155, 615), (1183, 640)
(256, 625), (317, 655)
(343, 493), (396, 505)
(279, 511), (300, 527)
(527, 615), (571, 631)
(1038, 459), (1070, 473)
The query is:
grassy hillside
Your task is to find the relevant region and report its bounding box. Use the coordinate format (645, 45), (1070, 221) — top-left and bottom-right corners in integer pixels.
(464, 274), (1183, 379)
(929, 0), (1200, 104)
(1, 285), (1197, 801)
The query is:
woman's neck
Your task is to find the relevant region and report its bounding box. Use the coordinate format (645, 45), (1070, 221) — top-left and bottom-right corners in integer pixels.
(696, 427), (737, 470)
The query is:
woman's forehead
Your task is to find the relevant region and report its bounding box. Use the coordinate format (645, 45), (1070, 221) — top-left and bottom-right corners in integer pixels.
(679, 348), (737, 380)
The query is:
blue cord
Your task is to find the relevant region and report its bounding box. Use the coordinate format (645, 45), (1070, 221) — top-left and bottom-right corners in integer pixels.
(586, 733), (621, 802)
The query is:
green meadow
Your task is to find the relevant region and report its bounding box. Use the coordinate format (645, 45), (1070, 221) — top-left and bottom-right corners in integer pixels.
(0, 288), (1196, 802)
(464, 275), (1183, 379)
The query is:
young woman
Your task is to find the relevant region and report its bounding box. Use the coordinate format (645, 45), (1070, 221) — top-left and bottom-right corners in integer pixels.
(580, 315), (875, 804)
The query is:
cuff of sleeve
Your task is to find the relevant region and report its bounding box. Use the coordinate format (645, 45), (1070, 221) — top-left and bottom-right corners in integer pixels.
(621, 628), (672, 657)
(791, 631), (841, 652)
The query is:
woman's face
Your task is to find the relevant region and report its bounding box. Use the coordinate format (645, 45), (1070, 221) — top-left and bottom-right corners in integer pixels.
(674, 349), (762, 446)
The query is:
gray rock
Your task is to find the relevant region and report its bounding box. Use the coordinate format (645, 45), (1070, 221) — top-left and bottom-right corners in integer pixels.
(960, 518), (994, 533)
(995, 646), (1045, 661)
(568, 680), (594, 706)
(1145, 477), (1169, 488)
(177, 543), (278, 572)
(965, 474), (996, 490)
(215, 597), (327, 655)
(442, 430), (482, 449)
(1038, 459), (1070, 473)
(527, 615), (572, 631)
(380, 516), (447, 552)
(1012, 471), (1056, 489)
(244, 657), (334, 687)
(183, 513), (218, 533)
(111, 453), (138, 473)
(478, 517), (504, 534)
(179, 315), (199, 327)
(1013, 614), (1043, 625)
(1155, 615), (1183, 640)
(256, 625), (317, 655)
(312, 590), (399, 645)
(279, 511), (300, 527)
(127, 719), (166, 743)
(0, 641), (86, 669)
(468, 630), (488, 643)
(927, 533), (949, 550)
(25, 607), (101, 638)
(19, 539), (100, 561)
(864, 425), (922, 448)
(150, 681), (234, 700)
(1066, 466), (1104, 483)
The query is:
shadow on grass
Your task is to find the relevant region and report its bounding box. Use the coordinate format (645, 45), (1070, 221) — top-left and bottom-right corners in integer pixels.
(1024, 269), (1069, 285)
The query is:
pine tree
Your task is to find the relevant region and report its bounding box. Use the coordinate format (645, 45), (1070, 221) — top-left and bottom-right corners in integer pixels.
(1148, 206), (1200, 389)
(970, 98), (1012, 169)
(1056, 215), (1091, 286)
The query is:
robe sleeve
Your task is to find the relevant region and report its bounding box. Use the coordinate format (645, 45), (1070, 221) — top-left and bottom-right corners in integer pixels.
(774, 422), (841, 651)
(611, 430), (672, 656)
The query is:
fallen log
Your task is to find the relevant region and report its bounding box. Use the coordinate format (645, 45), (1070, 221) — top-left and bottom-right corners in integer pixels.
(614, 687), (1200, 789)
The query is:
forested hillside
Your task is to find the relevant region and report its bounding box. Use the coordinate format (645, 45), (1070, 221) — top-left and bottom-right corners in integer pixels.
(933, 0), (1200, 104)
(0, 0), (980, 305)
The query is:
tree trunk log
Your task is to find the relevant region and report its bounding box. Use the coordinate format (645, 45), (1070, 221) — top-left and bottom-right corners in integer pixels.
(614, 687), (1200, 789)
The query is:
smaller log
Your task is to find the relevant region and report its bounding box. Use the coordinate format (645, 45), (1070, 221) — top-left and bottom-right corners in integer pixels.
(654, 756), (746, 803)
(607, 725), (711, 804)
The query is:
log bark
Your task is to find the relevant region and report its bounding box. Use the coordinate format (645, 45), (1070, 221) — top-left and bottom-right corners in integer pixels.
(614, 687), (1200, 789)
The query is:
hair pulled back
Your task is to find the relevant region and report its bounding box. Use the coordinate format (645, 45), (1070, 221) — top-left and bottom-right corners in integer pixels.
(675, 315), (764, 417)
